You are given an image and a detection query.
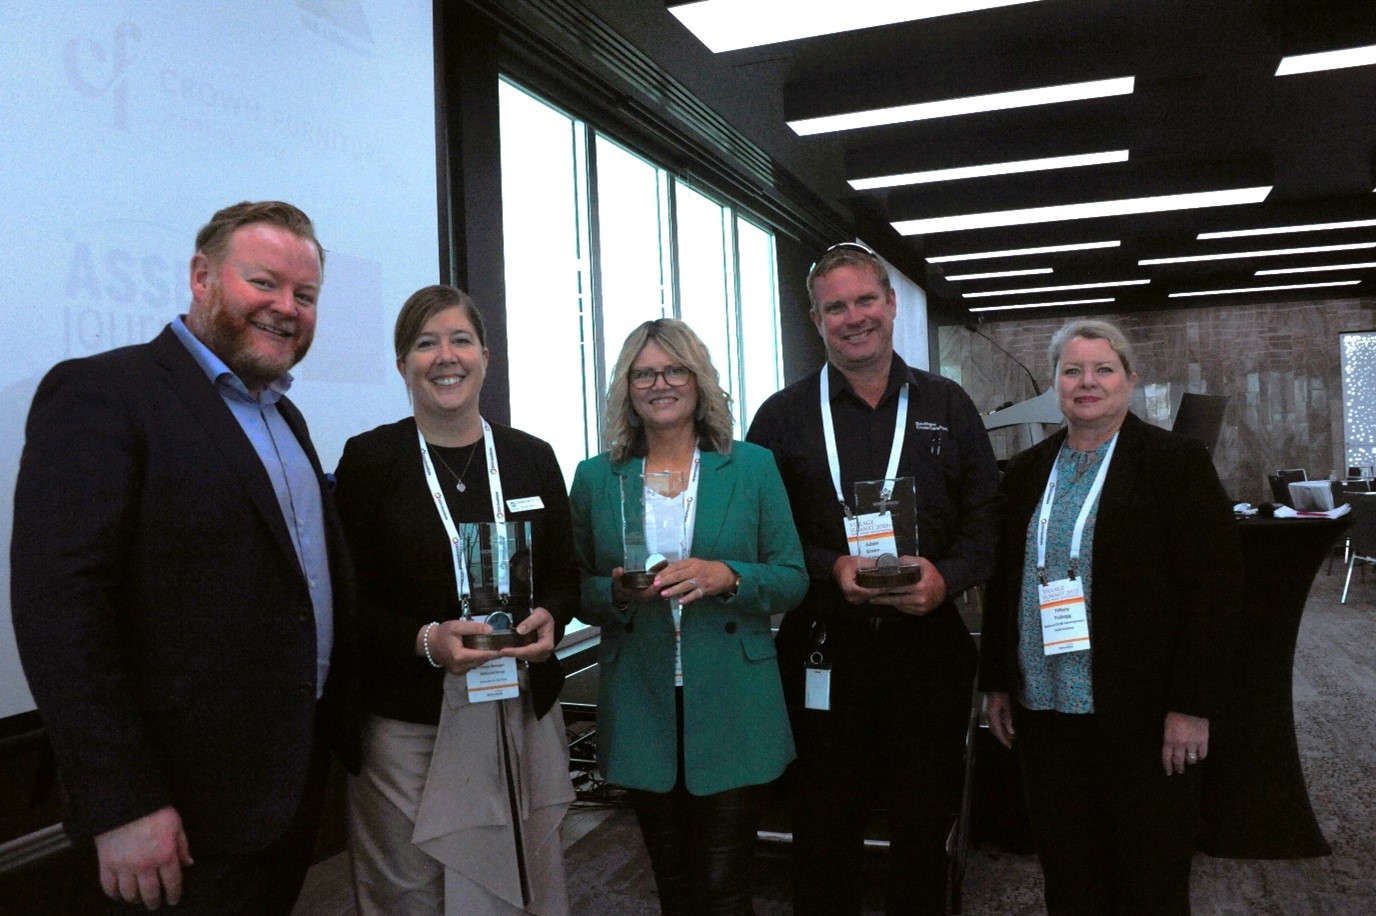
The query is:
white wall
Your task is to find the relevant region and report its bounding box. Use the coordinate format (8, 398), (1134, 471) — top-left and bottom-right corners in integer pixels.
(0, 0), (439, 719)
(886, 254), (930, 371)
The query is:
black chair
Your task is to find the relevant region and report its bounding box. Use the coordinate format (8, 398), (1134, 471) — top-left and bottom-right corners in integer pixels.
(1269, 468), (1308, 507)
(1341, 493), (1376, 604)
(1325, 482), (1373, 574)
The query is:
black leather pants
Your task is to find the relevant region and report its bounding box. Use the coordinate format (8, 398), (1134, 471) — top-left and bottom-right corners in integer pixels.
(626, 689), (762, 915)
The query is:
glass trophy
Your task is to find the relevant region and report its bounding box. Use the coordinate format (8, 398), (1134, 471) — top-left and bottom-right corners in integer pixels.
(851, 477), (922, 588)
(619, 469), (685, 589)
(458, 520), (535, 649)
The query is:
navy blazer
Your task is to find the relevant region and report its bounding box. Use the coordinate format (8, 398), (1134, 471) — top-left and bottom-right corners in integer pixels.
(978, 412), (1243, 734)
(11, 326), (360, 852)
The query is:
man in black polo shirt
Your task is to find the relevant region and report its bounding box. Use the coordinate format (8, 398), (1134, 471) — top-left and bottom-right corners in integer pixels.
(747, 242), (999, 915)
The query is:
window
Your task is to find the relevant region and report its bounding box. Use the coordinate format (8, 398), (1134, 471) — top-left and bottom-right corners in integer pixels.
(499, 78), (783, 475)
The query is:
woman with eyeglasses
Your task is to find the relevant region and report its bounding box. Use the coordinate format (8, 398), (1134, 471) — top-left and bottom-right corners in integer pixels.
(333, 285), (577, 914)
(570, 319), (808, 915)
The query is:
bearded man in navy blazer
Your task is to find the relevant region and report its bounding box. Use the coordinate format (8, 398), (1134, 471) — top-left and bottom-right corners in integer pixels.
(11, 200), (360, 913)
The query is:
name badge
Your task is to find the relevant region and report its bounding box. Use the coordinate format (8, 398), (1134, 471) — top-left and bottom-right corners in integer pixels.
(466, 656), (520, 702)
(805, 665), (831, 711)
(843, 512), (898, 559)
(1037, 578), (1091, 656)
(672, 602), (684, 688)
(506, 495), (544, 513)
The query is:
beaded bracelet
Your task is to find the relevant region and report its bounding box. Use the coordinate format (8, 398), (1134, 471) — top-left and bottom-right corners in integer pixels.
(422, 621), (442, 668)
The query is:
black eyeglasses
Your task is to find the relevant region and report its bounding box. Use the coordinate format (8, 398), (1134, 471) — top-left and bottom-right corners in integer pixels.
(629, 365), (694, 389)
(809, 240), (880, 275)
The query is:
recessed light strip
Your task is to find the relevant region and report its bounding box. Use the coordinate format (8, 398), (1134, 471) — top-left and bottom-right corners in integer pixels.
(929, 240), (1121, 263)
(964, 279), (1149, 298)
(970, 297), (1114, 312)
(790, 76), (1134, 136)
(1276, 43), (1376, 76)
(1256, 262), (1376, 275)
(670, 0), (1041, 54)
(946, 267), (1053, 281)
(896, 186), (1271, 235)
(1169, 280), (1361, 298)
(1200, 218), (1376, 239)
(850, 150), (1129, 190)
(1140, 241), (1376, 265)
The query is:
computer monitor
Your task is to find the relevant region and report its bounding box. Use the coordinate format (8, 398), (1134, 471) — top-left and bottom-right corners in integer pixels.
(1172, 393), (1228, 455)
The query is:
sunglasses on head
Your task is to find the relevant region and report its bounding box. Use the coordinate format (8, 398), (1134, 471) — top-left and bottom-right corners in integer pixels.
(809, 241), (880, 275)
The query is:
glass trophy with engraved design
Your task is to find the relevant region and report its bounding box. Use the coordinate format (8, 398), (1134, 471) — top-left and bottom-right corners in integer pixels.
(852, 477), (922, 588)
(459, 520), (535, 649)
(619, 470), (686, 589)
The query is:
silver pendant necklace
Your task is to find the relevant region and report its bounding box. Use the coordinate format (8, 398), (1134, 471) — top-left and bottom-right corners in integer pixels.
(428, 441), (481, 493)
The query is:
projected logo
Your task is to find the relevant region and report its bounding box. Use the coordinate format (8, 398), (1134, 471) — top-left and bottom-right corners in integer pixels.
(65, 22), (141, 132)
(61, 221), (386, 385)
(62, 219), (182, 358)
(297, 0), (374, 53)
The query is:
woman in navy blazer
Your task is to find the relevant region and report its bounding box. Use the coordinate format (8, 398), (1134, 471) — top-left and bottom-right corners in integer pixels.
(979, 319), (1242, 915)
(570, 319), (807, 915)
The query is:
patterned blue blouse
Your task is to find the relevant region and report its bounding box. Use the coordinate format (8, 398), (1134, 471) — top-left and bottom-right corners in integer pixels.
(1016, 439), (1113, 713)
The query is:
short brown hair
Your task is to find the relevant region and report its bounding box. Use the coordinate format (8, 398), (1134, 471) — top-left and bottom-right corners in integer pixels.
(195, 201), (324, 271)
(393, 285), (486, 361)
(806, 241), (890, 310)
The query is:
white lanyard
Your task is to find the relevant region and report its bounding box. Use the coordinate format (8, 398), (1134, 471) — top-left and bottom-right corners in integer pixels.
(652, 451), (700, 689)
(819, 367), (909, 510)
(417, 419), (505, 611)
(1035, 433), (1119, 581)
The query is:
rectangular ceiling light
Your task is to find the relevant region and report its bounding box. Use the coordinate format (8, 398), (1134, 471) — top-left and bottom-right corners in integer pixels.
(946, 267), (1053, 281)
(1169, 280), (1360, 298)
(850, 150), (1129, 190)
(789, 76), (1134, 136)
(670, 0), (1040, 54)
(970, 297), (1114, 312)
(964, 279), (1150, 298)
(1256, 261), (1376, 275)
(1140, 241), (1376, 265)
(929, 240), (1121, 262)
(895, 186), (1271, 235)
(1276, 42), (1376, 76)
(1200, 218), (1376, 239)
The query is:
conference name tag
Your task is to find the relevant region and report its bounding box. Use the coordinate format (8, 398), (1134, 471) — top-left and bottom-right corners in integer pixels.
(1037, 578), (1091, 656)
(506, 496), (544, 513)
(805, 666), (831, 711)
(466, 657), (520, 702)
(843, 512), (898, 559)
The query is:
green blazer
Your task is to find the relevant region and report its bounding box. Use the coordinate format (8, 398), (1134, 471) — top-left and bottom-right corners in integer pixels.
(570, 442), (807, 795)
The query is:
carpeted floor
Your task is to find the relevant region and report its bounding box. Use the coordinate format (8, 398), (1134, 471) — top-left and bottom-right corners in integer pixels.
(294, 560), (1376, 915)
(553, 566), (1376, 915)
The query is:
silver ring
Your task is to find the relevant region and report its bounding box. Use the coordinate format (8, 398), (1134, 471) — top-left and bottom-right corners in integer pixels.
(1186, 752), (1198, 761)
(689, 578), (698, 588)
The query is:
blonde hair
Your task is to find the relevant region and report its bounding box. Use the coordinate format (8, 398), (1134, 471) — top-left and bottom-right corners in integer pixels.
(1048, 318), (1136, 377)
(604, 319), (734, 462)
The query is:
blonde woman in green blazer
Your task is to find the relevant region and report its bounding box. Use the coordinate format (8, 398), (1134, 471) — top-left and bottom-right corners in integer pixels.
(570, 319), (807, 915)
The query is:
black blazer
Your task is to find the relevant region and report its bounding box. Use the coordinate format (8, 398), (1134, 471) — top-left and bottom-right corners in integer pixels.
(978, 413), (1242, 735)
(11, 326), (360, 853)
(333, 417), (577, 723)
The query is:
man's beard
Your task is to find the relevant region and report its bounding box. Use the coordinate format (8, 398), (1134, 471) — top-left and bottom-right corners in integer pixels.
(197, 285), (312, 390)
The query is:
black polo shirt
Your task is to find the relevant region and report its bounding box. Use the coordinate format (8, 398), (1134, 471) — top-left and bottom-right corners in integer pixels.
(746, 355), (1000, 620)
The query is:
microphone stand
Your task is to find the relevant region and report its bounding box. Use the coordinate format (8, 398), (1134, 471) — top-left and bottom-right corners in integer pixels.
(964, 323), (1041, 396)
